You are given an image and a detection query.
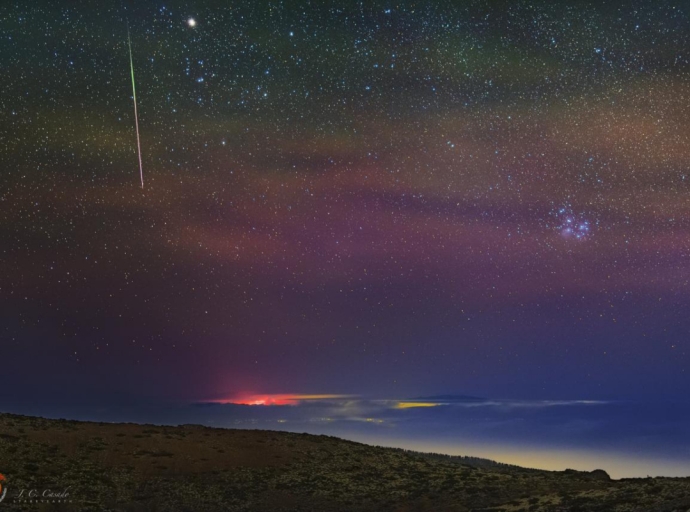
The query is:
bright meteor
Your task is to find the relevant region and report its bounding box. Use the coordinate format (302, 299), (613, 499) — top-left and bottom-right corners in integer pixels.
(127, 26), (144, 189)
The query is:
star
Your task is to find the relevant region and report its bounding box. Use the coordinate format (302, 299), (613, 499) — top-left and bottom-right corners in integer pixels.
(187, 18), (196, 28)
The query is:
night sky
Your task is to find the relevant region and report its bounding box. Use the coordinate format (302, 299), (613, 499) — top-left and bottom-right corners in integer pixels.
(2, 0), (690, 414)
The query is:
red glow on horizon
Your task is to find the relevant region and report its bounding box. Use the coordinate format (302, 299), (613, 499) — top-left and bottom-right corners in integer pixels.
(230, 395), (294, 406)
(210, 393), (351, 406)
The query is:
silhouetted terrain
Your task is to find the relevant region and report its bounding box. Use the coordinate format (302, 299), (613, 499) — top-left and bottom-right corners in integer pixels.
(1, 412), (689, 511)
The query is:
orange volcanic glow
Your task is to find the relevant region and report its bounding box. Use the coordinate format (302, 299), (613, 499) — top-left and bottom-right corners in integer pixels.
(212, 394), (352, 406)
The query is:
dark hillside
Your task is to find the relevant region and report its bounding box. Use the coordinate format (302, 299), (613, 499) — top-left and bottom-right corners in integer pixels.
(0, 413), (689, 511)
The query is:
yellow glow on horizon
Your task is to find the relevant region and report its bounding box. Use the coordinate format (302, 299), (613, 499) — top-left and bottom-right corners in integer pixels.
(394, 401), (441, 409)
(356, 437), (690, 479)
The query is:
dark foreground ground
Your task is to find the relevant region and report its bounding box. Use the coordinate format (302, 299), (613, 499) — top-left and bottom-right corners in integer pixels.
(0, 413), (689, 511)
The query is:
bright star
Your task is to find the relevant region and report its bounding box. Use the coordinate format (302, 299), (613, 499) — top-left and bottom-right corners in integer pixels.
(187, 18), (196, 27)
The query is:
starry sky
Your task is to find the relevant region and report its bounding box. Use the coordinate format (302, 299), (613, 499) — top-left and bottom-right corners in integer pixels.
(2, 0), (690, 411)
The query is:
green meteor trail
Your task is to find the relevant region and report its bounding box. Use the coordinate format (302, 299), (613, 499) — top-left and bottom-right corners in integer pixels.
(127, 26), (144, 188)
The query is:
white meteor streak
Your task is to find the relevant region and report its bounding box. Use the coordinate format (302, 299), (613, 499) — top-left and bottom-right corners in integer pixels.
(127, 27), (144, 188)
